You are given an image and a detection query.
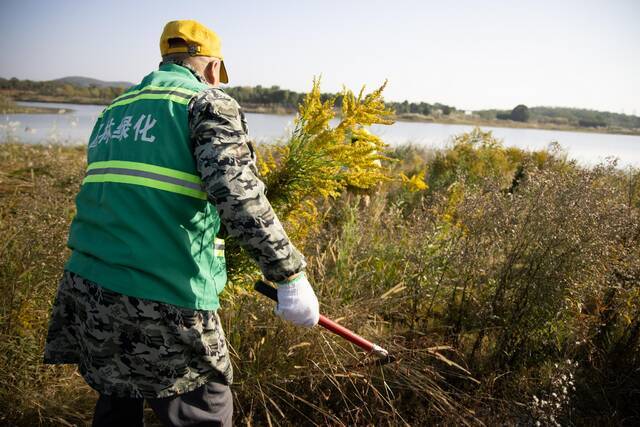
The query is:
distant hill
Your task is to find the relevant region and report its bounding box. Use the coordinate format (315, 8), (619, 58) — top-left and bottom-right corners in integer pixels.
(49, 76), (134, 88)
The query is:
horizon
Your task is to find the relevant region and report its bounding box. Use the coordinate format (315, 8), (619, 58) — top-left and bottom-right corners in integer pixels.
(1, 0), (639, 115)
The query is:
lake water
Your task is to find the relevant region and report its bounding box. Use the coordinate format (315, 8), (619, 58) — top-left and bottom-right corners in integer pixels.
(3, 101), (639, 167)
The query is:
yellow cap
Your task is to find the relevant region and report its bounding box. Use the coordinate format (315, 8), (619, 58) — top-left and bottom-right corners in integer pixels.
(160, 20), (229, 83)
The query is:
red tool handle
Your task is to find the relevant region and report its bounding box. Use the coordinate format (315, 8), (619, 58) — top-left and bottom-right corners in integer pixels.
(318, 315), (374, 352)
(255, 280), (387, 357)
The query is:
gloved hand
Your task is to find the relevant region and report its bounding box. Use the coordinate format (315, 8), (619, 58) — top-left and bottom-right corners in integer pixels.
(275, 272), (320, 327)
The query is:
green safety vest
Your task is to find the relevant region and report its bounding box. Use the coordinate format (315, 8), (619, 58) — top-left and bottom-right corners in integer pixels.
(66, 63), (227, 310)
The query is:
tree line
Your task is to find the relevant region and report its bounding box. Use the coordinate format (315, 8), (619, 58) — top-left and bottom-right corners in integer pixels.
(0, 77), (457, 116)
(2, 77), (638, 130)
(0, 77), (126, 103)
(476, 104), (640, 129)
(226, 84), (457, 116)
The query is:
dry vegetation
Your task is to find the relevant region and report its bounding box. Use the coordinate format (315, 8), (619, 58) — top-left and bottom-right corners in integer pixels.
(1, 81), (639, 426)
(0, 95), (59, 114)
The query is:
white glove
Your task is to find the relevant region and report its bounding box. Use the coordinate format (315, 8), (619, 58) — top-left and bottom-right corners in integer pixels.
(275, 272), (320, 327)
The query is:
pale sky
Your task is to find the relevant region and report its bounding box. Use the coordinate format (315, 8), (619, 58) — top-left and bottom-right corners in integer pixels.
(1, 0), (638, 114)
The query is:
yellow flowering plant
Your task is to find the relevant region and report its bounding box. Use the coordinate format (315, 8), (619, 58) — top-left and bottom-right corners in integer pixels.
(258, 78), (395, 241)
(224, 78), (395, 283)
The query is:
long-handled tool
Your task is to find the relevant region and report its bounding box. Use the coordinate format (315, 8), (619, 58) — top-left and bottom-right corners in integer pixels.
(255, 280), (394, 364)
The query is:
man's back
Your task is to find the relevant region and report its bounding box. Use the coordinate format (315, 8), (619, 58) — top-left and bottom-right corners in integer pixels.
(66, 63), (227, 310)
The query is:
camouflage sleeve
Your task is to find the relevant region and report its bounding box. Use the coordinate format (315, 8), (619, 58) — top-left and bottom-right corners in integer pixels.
(188, 88), (306, 282)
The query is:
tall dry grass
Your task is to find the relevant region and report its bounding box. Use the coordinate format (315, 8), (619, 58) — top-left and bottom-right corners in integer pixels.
(0, 144), (95, 425)
(1, 84), (639, 425)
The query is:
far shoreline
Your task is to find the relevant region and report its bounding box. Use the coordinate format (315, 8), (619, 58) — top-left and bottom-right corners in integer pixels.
(394, 114), (640, 137)
(7, 98), (640, 137)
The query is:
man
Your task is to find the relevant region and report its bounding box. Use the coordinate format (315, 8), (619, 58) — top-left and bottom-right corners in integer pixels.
(44, 20), (319, 427)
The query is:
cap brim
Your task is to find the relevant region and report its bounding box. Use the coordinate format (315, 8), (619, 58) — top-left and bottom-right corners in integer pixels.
(220, 60), (228, 84)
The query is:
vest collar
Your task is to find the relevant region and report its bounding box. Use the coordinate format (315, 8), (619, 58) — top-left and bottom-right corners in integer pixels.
(158, 61), (208, 84)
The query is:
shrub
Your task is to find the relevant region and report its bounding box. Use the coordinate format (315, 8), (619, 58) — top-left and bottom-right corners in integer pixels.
(578, 119), (606, 128)
(510, 104), (530, 122)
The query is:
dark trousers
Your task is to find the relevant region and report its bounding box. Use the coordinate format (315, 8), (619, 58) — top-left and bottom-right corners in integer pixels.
(92, 381), (233, 427)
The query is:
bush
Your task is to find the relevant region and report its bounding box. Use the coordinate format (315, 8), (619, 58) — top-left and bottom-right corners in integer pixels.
(510, 104), (530, 122)
(578, 119), (606, 128)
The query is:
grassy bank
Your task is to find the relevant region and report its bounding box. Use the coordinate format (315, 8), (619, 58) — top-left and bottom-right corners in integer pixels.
(1, 81), (639, 425)
(0, 96), (64, 114)
(2, 135), (639, 425)
(0, 84), (124, 107)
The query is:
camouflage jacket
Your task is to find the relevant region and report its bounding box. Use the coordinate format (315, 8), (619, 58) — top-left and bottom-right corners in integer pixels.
(44, 271), (233, 398)
(175, 61), (306, 282)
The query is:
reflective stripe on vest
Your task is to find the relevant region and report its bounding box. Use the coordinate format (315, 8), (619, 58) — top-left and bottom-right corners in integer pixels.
(100, 85), (198, 117)
(82, 160), (207, 200)
(214, 238), (225, 257)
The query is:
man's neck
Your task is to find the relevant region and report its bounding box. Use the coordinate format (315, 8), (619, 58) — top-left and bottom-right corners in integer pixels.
(159, 59), (207, 84)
